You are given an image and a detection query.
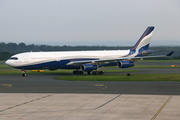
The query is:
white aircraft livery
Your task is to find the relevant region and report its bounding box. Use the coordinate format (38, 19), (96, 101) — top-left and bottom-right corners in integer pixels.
(5, 26), (174, 76)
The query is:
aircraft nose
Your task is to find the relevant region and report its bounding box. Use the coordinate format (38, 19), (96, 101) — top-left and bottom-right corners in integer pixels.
(5, 60), (13, 67)
(5, 60), (10, 66)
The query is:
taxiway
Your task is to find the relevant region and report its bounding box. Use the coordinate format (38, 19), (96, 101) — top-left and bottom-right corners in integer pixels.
(0, 61), (180, 119)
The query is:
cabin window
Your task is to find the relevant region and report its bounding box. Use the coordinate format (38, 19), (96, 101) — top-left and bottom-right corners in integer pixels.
(9, 57), (18, 60)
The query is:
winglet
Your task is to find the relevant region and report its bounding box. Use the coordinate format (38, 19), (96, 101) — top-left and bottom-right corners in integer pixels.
(166, 51), (174, 56)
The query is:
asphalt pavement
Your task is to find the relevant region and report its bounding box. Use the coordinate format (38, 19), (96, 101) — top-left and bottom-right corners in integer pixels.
(1, 61), (180, 120)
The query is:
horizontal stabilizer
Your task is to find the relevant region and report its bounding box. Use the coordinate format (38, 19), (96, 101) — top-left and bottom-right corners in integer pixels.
(145, 49), (173, 55)
(166, 51), (174, 56)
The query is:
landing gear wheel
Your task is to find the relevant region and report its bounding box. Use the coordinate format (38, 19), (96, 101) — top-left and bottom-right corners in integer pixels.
(99, 71), (104, 75)
(73, 71), (77, 74)
(22, 73), (27, 77)
(87, 71), (92, 75)
(92, 71), (97, 75)
(22, 69), (27, 77)
(92, 71), (104, 75)
(73, 70), (84, 75)
(79, 71), (83, 75)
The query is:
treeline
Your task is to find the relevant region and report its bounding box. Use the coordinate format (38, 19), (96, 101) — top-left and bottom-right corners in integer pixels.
(0, 42), (180, 60)
(0, 42), (128, 53)
(0, 51), (13, 61)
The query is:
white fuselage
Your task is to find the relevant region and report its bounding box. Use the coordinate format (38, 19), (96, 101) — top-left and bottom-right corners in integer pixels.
(6, 50), (130, 70)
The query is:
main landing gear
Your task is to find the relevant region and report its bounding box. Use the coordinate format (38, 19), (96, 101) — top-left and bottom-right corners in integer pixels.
(73, 70), (84, 75)
(22, 69), (27, 77)
(87, 71), (104, 75)
(73, 70), (104, 75)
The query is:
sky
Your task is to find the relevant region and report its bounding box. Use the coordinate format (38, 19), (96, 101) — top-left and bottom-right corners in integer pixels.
(0, 0), (180, 46)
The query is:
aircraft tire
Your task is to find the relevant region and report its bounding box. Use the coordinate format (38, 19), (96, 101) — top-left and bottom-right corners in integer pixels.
(87, 71), (92, 75)
(73, 71), (76, 75)
(22, 73), (27, 77)
(79, 71), (83, 75)
(73, 70), (83, 75)
(93, 71), (99, 75)
(99, 71), (104, 75)
(92, 71), (96, 75)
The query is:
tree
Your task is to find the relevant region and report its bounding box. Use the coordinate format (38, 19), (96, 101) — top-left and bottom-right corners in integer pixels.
(0, 51), (12, 60)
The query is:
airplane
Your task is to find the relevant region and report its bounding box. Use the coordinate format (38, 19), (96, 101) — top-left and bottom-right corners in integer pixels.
(5, 26), (174, 77)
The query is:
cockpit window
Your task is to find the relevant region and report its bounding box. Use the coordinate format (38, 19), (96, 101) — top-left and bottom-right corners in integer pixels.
(9, 57), (18, 60)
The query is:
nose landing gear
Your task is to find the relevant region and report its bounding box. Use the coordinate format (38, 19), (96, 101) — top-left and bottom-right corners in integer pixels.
(22, 69), (27, 77)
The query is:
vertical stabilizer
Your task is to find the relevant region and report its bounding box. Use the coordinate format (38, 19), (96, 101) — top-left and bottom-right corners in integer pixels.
(130, 26), (154, 51)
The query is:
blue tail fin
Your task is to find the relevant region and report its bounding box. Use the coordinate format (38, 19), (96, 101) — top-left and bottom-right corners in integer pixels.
(130, 26), (154, 51)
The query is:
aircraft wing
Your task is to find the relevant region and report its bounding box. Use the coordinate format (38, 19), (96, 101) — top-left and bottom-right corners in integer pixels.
(67, 51), (174, 66)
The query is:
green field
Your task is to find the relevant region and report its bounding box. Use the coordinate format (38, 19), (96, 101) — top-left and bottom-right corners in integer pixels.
(0, 69), (72, 75)
(0, 68), (180, 81)
(0, 64), (12, 68)
(133, 65), (180, 68)
(138, 60), (180, 62)
(56, 74), (180, 81)
(1, 60), (180, 81)
(0, 69), (138, 75)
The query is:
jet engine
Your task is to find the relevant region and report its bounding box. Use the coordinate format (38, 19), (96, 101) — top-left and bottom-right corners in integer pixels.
(81, 64), (97, 71)
(117, 61), (134, 68)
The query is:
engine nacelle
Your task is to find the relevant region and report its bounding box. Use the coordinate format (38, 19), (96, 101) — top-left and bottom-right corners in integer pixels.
(81, 64), (97, 71)
(117, 61), (134, 68)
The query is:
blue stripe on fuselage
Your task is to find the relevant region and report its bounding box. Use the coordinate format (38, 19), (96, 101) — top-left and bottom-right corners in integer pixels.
(14, 58), (99, 70)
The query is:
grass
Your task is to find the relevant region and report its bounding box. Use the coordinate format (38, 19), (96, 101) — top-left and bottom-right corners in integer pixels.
(0, 64), (12, 68)
(138, 59), (180, 62)
(0, 69), (23, 75)
(0, 69), (138, 75)
(138, 60), (180, 62)
(102, 65), (180, 68)
(134, 65), (180, 68)
(98, 69), (139, 72)
(0, 69), (73, 75)
(1, 60), (180, 81)
(1, 68), (180, 81)
(56, 74), (180, 81)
